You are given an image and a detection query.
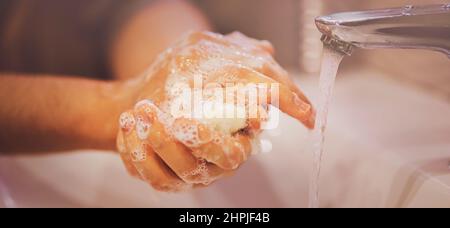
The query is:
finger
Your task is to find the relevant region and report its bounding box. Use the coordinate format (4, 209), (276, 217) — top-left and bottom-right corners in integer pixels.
(118, 111), (140, 177)
(185, 31), (231, 48)
(246, 105), (269, 135)
(187, 31), (272, 55)
(192, 170), (236, 189)
(134, 100), (229, 184)
(171, 117), (252, 170)
(180, 31), (312, 111)
(206, 65), (315, 128)
(174, 34), (315, 128)
(175, 31), (271, 75)
(117, 129), (139, 178)
(139, 144), (188, 192)
(224, 31), (313, 111)
(225, 31), (274, 55)
(260, 59), (313, 107)
(124, 117), (188, 192)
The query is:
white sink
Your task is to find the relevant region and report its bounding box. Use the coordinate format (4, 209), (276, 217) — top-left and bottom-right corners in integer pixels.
(1, 69), (449, 207)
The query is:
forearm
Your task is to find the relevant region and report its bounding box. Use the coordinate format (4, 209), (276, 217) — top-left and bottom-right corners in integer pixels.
(0, 74), (133, 154)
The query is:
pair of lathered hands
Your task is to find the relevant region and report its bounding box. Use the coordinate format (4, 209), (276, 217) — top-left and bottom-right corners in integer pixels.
(116, 31), (315, 191)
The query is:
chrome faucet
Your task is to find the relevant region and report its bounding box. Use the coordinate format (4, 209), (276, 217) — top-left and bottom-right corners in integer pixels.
(315, 4), (450, 58)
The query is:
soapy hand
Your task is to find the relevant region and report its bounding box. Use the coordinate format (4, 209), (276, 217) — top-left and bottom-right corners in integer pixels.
(116, 31), (314, 191)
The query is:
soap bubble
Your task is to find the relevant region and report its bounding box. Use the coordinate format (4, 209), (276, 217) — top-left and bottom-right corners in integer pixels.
(131, 145), (147, 162)
(136, 117), (151, 140)
(119, 112), (135, 133)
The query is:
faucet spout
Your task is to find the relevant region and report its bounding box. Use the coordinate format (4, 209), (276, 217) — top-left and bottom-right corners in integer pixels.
(315, 4), (450, 58)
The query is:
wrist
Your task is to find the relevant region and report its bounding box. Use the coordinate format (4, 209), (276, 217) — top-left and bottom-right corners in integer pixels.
(79, 80), (136, 151)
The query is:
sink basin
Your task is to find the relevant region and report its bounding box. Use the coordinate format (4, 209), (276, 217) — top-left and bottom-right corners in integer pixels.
(1, 69), (449, 207)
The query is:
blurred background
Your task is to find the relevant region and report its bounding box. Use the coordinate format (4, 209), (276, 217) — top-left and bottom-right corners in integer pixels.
(0, 0), (449, 207)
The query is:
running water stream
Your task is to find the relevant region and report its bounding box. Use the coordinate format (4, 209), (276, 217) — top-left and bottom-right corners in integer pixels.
(308, 45), (345, 208)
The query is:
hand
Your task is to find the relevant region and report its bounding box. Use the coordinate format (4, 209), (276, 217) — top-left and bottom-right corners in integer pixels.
(116, 31), (315, 191)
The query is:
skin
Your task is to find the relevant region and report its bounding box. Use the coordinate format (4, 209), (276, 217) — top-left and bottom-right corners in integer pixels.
(117, 31), (315, 191)
(0, 1), (315, 191)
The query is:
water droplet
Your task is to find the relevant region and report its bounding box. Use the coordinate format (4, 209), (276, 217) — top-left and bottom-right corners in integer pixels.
(402, 5), (414, 16)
